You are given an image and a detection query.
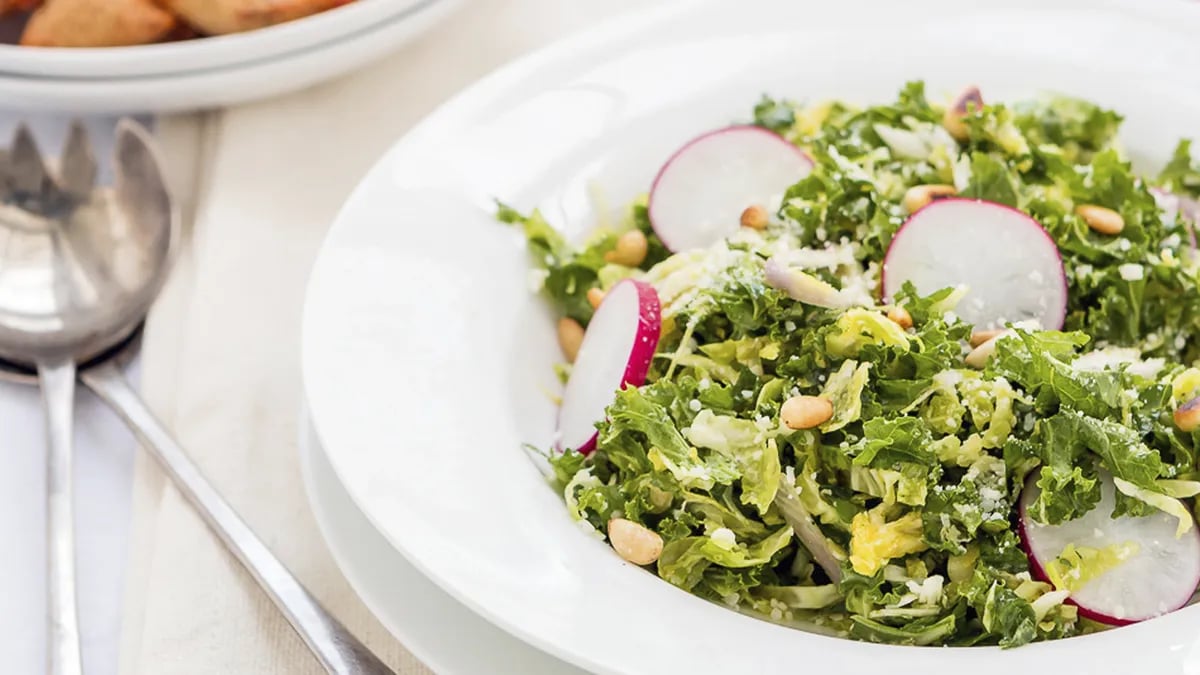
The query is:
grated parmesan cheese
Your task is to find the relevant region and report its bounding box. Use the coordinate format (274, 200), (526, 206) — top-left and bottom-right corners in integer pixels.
(1118, 263), (1144, 281)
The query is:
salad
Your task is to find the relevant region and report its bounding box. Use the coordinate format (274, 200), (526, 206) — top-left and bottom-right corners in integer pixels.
(499, 82), (1200, 647)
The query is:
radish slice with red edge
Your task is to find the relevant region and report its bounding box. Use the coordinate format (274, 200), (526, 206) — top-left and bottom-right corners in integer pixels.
(557, 279), (661, 454)
(648, 125), (813, 252)
(881, 198), (1067, 330)
(1018, 471), (1200, 625)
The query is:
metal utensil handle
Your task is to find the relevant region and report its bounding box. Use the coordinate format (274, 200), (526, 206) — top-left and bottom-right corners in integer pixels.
(80, 363), (394, 675)
(39, 359), (83, 675)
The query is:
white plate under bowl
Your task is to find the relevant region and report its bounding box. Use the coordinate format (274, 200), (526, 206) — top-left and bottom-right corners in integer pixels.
(0, 0), (456, 113)
(0, 0), (432, 78)
(302, 1), (1200, 673)
(298, 404), (582, 675)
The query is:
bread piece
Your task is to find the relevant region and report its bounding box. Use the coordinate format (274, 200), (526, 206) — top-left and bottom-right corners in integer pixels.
(0, 0), (41, 17)
(164, 0), (349, 35)
(20, 0), (176, 47)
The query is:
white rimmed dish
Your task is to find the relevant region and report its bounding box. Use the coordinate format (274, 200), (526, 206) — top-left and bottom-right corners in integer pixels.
(302, 1), (1200, 673)
(298, 404), (583, 675)
(0, 0), (456, 112)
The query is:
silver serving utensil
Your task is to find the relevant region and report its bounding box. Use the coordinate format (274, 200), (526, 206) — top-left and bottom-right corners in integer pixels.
(0, 122), (393, 675)
(0, 331), (141, 387)
(0, 120), (115, 675)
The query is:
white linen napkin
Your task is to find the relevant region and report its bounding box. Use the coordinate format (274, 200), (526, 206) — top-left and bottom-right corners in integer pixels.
(120, 1), (648, 672)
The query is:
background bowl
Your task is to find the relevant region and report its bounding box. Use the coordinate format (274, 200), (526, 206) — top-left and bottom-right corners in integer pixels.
(0, 0), (459, 112)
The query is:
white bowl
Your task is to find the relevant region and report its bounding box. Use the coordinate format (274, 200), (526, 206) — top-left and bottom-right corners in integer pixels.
(0, 0), (457, 112)
(302, 1), (1200, 673)
(0, 0), (429, 77)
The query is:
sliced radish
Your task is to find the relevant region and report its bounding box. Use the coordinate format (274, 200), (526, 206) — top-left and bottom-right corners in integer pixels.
(881, 198), (1067, 330)
(557, 279), (661, 454)
(648, 125), (813, 252)
(1018, 471), (1200, 625)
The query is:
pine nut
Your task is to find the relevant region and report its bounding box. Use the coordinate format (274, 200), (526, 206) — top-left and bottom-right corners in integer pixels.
(969, 328), (1004, 348)
(586, 287), (605, 310)
(902, 184), (957, 213)
(740, 204), (770, 230)
(965, 331), (1010, 368)
(557, 317), (584, 363)
(1076, 204), (1124, 236)
(887, 306), (913, 329)
(781, 395), (834, 430)
(605, 230), (649, 267)
(608, 518), (663, 565)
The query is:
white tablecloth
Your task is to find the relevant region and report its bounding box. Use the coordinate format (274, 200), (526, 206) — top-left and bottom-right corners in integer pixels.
(0, 368), (138, 675)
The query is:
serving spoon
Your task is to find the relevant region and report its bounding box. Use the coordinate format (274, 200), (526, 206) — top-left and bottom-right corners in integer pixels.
(0, 121), (393, 675)
(0, 121), (142, 675)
